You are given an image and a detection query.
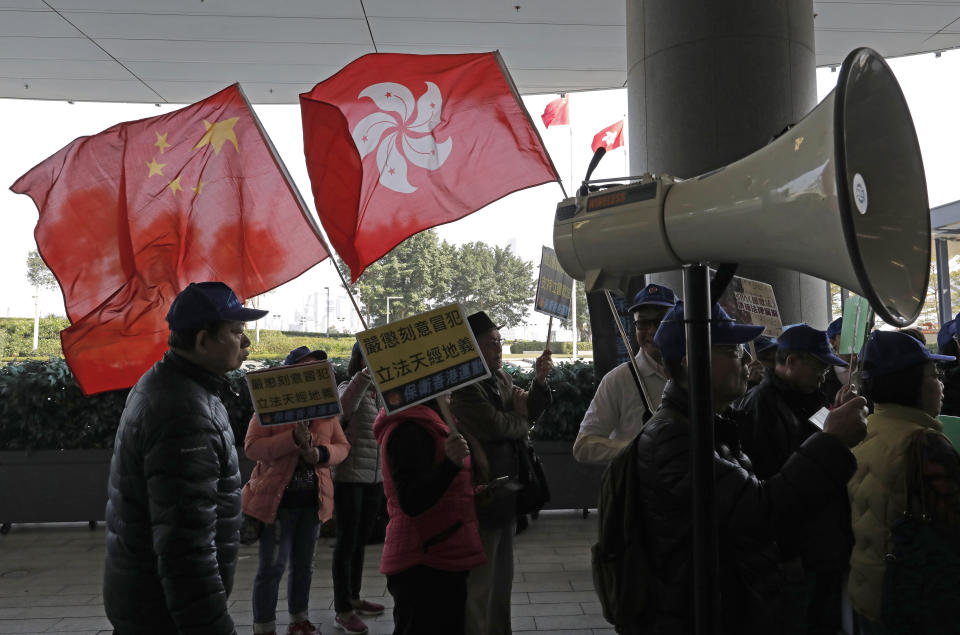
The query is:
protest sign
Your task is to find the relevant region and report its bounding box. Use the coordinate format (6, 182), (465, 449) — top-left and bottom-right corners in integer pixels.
(246, 360), (341, 426)
(535, 246), (574, 320)
(717, 274), (783, 337)
(839, 295), (872, 355)
(356, 304), (490, 414)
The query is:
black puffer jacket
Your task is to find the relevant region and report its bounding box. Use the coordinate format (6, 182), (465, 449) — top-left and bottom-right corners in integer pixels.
(103, 351), (241, 635)
(634, 381), (856, 635)
(736, 372), (854, 567)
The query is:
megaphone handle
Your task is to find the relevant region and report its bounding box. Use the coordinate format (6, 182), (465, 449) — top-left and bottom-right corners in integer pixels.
(604, 290), (653, 422)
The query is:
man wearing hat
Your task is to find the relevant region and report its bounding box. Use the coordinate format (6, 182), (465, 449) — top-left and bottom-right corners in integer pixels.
(573, 283), (676, 464)
(746, 335), (777, 390)
(630, 304), (867, 634)
(103, 281), (268, 635)
(450, 310), (553, 635)
(937, 312), (960, 416)
(821, 317), (858, 406)
(736, 323), (854, 635)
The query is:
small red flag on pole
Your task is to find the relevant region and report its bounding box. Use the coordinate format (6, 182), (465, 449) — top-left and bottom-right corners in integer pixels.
(541, 95), (569, 128)
(591, 120), (625, 153)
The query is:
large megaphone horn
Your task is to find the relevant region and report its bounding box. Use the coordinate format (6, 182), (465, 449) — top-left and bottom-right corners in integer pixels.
(554, 47), (930, 326)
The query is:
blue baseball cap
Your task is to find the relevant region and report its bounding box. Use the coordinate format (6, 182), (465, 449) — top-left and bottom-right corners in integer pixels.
(937, 313), (960, 354)
(754, 335), (777, 354)
(166, 281), (268, 330)
(284, 346), (327, 366)
(776, 323), (847, 367)
(861, 330), (955, 379)
(627, 283), (677, 313)
(827, 317), (843, 341)
(654, 302), (765, 364)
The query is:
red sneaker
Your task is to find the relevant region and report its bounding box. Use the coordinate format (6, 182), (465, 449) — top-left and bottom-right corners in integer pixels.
(334, 613), (368, 634)
(352, 599), (384, 617)
(288, 620), (319, 635)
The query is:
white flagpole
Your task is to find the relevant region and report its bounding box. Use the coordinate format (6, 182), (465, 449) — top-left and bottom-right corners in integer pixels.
(568, 97), (578, 361)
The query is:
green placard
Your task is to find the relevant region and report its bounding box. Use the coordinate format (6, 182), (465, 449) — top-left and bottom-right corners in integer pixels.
(939, 415), (960, 451)
(839, 296), (872, 355)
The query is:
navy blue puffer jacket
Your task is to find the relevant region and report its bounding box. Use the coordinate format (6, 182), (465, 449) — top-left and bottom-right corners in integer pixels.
(103, 351), (241, 635)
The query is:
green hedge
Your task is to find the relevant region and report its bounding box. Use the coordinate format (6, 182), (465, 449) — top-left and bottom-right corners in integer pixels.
(0, 358), (598, 451)
(0, 317), (357, 361)
(508, 340), (592, 354)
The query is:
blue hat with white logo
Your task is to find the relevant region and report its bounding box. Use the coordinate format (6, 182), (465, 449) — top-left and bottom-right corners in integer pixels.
(777, 323), (847, 367)
(862, 330), (955, 379)
(654, 302), (765, 364)
(627, 283), (677, 313)
(166, 281), (268, 330)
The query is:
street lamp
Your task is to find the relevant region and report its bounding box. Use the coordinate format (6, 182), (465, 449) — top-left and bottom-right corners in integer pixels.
(386, 296), (402, 324)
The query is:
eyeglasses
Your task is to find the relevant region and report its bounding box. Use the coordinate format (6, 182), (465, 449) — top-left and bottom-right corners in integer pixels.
(483, 337), (505, 348)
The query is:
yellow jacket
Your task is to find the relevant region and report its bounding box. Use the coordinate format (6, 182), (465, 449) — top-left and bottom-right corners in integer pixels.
(847, 403), (942, 621)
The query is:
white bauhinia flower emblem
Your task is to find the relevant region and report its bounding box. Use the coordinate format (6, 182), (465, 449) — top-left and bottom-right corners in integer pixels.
(351, 81), (453, 194)
(603, 130), (618, 146)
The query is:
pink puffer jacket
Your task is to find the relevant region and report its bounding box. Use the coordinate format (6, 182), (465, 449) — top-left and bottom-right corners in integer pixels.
(241, 413), (350, 524)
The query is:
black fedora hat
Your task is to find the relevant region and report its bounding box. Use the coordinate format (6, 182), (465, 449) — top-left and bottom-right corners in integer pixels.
(467, 311), (500, 337)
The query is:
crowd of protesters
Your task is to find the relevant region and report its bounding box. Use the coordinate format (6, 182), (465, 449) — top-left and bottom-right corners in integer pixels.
(101, 279), (960, 635)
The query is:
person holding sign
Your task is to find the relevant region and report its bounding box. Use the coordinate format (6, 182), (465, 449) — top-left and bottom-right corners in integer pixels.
(573, 284), (676, 464)
(631, 303), (868, 634)
(242, 346), (350, 635)
(103, 281), (268, 635)
(848, 331), (960, 632)
(372, 398), (487, 635)
(332, 342), (386, 634)
(735, 324), (855, 635)
(451, 311), (553, 635)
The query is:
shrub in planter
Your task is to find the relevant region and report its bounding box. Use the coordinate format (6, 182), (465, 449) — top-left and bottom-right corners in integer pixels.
(504, 360), (596, 443)
(0, 358), (350, 453)
(508, 340), (592, 354)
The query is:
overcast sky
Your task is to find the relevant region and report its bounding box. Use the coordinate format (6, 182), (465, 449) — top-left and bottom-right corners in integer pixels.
(3, 49), (960, 337)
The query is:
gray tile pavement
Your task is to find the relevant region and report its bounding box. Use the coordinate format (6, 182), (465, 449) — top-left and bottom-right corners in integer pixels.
(0, 511), (613, 634)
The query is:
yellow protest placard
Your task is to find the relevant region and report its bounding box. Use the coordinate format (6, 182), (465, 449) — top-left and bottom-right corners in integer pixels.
(717, 274), (782, 336)
(356, 303), (490, 413)
(245, 360), (341, 426)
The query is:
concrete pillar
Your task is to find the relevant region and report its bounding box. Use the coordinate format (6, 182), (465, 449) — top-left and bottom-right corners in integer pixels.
(628, 0), (829, 327)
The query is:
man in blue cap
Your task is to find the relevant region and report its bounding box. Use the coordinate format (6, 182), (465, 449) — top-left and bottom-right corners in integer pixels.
(821, 316), (856, 406)
(628, 304), (867, 634)
(573, 283), (676, 464)
(937, 313), (960, 416)
(103, 281), (268, 635)
(736, 323), (855, 635)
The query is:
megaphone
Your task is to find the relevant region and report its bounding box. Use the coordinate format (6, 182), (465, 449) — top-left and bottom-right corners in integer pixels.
(554, 47), (930, 326)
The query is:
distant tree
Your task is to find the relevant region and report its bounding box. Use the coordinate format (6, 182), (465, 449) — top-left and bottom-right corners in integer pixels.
(346, 230), (536, 328)
(26, 250), (56, 291)
(446, 242), (534, 328)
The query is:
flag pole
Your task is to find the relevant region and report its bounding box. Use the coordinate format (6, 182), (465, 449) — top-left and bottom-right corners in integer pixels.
(546, 316), (553, 350)
(237, 83), (369, 330)
(568, 99), (577, 361)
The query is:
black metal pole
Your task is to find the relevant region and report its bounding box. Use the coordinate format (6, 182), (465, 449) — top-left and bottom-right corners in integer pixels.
(683, 264), (719, 635)
(936, 238), (952, 326)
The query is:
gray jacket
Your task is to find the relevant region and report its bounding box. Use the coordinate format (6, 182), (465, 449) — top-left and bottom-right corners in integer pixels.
(334, 372), (383, 484)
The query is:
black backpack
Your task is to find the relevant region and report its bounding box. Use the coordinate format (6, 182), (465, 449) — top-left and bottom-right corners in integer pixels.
(591, 435), (657, 629)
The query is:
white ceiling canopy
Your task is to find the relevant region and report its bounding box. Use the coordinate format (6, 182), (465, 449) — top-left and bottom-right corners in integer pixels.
(2, 0), (960, 104)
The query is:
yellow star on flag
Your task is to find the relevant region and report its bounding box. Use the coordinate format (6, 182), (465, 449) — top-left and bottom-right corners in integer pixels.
(146, 158), (166, 177)
(168, 177), (183, 194)
(154, 131), (171, 154)
(194, 117), (240, 155)
(192, 180), (205, 195)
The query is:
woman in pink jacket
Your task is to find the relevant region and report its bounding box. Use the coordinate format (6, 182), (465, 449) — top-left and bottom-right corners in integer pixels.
(242, 347), (351, 635)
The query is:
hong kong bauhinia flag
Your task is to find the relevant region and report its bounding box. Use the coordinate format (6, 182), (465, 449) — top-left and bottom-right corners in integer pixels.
(541, 95), (569, 128)
(591, 120), (624, 153)
(300, 51), (561, 281)
(11, 84), (329, 394)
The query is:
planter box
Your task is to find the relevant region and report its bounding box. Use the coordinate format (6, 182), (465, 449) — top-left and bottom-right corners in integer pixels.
(533, 440), (605, 512)
(0, 449), (113, 525)
(0, 448), (257, 531)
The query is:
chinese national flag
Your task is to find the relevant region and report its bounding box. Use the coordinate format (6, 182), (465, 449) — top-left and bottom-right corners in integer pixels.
(591, 120), (624, 153)
(541, 95), (569, 128)
(300, 51), (560, 281)
(11, 84), (329, 394)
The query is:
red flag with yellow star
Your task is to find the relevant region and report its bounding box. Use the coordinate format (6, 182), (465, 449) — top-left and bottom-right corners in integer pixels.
(11, 84), (328, 394)
(300, 51), (560, 281)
